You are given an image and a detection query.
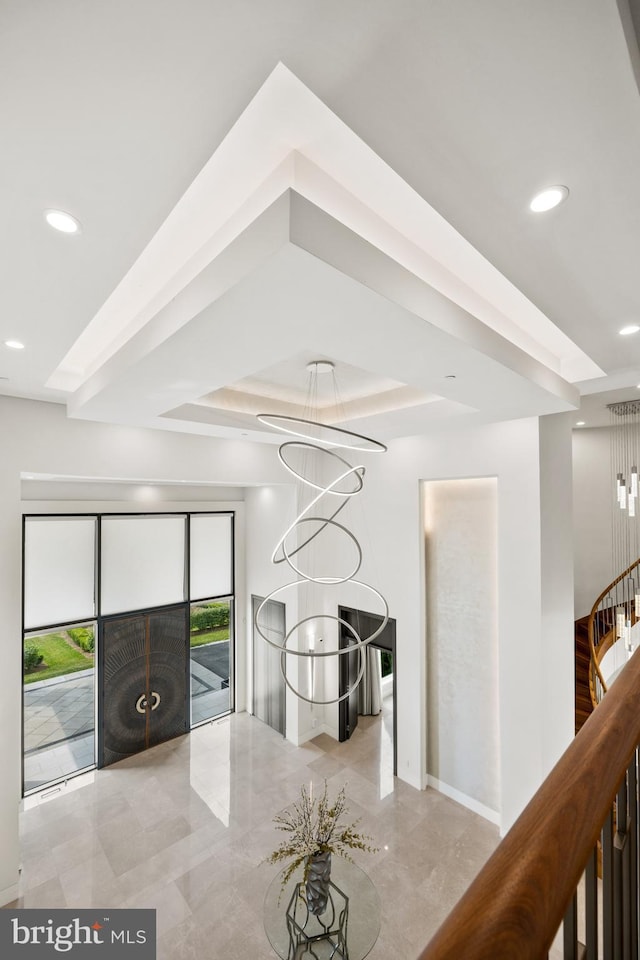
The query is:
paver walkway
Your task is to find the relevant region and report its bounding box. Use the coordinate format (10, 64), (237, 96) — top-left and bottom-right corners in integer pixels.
(23, 671), (95, 793)
(24, 671), (94, 752)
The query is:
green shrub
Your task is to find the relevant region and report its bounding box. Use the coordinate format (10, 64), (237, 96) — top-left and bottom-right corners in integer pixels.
(190, 603), (230, 632)
(24, 641), (44, 673)
(67, 627), (95, 653)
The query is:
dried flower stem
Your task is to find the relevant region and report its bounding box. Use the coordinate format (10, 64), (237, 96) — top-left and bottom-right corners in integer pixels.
(264, 781), (378, 894)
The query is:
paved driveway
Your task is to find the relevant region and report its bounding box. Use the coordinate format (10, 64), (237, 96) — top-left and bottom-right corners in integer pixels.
(190, 639), (230, 723)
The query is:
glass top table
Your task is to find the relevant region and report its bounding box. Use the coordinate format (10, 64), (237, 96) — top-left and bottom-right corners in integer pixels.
(264, 856), (380, 960)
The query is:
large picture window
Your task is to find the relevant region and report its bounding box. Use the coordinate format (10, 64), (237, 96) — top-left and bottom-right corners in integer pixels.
(101, 515), (186, 615)
(190, 514), (233, 600)
(24, 516), (96, 629)
(22, 511), (235, 795)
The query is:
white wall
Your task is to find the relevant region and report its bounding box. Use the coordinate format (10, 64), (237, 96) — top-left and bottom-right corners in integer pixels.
(539, 413), (575, 772)
(573, 427), (615, 619)
(324, 413), (575, 833)
(0, 455), (21, 907)
(244, 485), (314, 743)
(424, 478), (499, 822)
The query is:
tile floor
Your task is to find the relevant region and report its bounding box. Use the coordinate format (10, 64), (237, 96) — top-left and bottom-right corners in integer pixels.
(11, 706), (501, 959)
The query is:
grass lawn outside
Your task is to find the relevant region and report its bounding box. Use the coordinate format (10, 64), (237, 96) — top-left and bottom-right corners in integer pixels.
(190, 628), (229, 647)
(24, 632), (93, 684)
(24, 627), (226, 681)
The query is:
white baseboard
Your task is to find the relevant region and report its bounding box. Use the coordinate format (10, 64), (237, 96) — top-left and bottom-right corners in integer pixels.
(401, 769), (423, 791)
(427, 775), (500, 826)
(293, 722), (334, 746)
(0, 880), (19, 906)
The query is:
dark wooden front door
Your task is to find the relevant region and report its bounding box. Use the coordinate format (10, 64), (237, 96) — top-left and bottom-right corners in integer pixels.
(99, 605), (189, 767)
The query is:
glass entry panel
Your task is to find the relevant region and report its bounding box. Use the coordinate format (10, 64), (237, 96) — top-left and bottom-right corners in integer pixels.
(23, 509), (235, 794)
(252, 596), (285, 736)
(99, 606), (189, 767)
(23, 623), (96, 793)
(189, 599), (233, 725)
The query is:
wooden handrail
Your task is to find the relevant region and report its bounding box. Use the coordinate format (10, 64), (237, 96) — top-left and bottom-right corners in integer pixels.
(588, 617), (609, 699)
(589, 624), (615, 704)
(587, 556), (640, 702)
(418, 646), (640, 960)
(588, 555), (640, 620)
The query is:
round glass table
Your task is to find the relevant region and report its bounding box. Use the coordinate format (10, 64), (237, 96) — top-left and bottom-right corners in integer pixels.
(264, 857), (380, 960)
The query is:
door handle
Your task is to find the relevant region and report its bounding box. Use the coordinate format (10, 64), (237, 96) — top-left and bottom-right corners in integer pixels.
(135, 691), (161, 713)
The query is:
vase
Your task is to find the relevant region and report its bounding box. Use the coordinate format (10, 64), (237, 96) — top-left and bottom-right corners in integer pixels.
(305, 850), (332, 915)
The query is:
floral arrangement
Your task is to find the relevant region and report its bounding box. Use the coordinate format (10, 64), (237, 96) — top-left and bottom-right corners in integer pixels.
(265, 781), (378, 891)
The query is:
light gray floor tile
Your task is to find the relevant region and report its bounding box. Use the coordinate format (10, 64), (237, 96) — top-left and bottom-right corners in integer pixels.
(18, 703), (499, 958)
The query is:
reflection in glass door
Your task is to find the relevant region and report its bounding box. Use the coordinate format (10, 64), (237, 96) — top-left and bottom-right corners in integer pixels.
(252, 596), (285, 736)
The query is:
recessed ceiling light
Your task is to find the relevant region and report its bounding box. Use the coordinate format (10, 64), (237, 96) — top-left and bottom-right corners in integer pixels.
(529, 186), (569, 213)
(619, 325), (640, 336)
(444, 374), (456, 379)
(44, 209), (81, 234)
(576, 421), (585, 426)
(4, 339), (24, 350)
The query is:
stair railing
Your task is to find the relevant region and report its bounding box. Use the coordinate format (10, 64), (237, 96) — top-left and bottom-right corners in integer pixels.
(587, 556), (640, 707)
(418, 646), (640, 960)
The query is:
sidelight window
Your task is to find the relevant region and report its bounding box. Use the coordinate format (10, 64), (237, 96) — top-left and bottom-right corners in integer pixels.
(23, 622), (96, 793)
(189, 598), (233, 725)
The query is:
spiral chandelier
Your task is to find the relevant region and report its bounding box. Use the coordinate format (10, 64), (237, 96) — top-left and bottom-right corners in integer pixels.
(254, 361), (389, 706)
